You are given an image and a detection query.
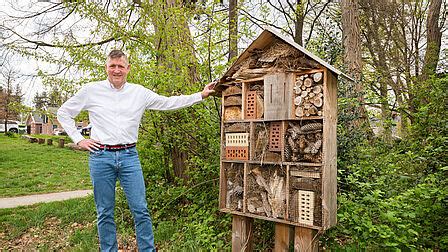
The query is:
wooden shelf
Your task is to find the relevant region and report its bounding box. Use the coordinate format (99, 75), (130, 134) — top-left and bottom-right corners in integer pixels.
(224, 117), (323, 123)
(220, 208), (323, 231)
(221, 160), (322, 166)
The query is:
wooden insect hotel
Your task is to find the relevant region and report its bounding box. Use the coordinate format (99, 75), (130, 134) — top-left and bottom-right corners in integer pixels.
(216, 28), (347, 251)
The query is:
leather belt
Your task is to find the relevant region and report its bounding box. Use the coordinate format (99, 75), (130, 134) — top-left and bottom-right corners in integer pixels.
(98, 143), (136, 151)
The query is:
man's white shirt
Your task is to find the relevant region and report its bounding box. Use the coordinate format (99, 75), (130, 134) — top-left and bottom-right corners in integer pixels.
(57, 80), (203, 145)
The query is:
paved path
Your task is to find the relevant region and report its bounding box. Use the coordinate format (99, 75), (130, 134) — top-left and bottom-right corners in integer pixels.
(0, 190), (93, 209)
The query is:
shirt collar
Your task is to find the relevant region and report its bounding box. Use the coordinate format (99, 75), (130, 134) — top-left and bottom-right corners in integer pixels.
(107, 80), (127, 91)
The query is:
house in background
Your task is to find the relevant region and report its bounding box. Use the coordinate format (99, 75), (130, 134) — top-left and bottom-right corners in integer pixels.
(26, 113), (60, 135)
(25, 109), (89, 136)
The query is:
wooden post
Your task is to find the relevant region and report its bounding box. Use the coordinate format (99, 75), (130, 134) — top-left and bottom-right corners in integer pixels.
(58, 138), (65, 148)
(232, 215), (253, 252)
(274, 223), (291, 252)
(38, 138), (45, 144)
(47, 139), (53, 145)
(294, 227), (319, 252)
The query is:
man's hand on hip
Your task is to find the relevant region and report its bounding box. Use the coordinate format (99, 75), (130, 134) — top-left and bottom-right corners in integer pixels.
(77, 139), (101, 152)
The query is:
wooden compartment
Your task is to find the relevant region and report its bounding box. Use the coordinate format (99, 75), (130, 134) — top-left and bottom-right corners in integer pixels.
(246, 164), (287, 219)
(292, 71), (324, 118)
(223, 83), (243, 121)
(288, 167), (322, 227)
(223, 123), (250, 161)
(284, 120), (323, 163)
(244, 80), (264, 120)
(222, 162), (244, 211)
(251, 122), (285, 162)
(264, 73), (293, 120)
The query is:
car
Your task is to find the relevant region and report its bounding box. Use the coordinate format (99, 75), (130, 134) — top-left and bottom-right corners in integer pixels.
(0, 120), (20, 133)
(53, 128), (67, 136)
(79, 125), (92, 136)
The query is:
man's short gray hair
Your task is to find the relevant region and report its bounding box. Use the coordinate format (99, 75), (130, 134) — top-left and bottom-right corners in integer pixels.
(107, 50), (129, 64)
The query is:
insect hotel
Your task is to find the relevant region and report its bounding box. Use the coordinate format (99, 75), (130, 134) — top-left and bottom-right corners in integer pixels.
(216, 28), (346, 251)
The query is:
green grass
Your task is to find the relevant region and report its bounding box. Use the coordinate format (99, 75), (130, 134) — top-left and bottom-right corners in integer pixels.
(0, 194), (138, 251)
(0, 196), (99, 250)
(0, 134), (91, 197)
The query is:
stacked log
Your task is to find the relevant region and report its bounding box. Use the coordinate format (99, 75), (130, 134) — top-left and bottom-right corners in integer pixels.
(223, 85), (243, 121)
(293, 72), (324, 117)
(284, 122), (323, 163)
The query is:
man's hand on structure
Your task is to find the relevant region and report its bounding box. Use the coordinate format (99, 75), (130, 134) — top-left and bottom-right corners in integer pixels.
(77, 139), (101, 152)
(201, 81), (216, 99)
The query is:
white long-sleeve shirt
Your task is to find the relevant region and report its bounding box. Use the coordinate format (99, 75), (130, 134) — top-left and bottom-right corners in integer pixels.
(57, 80), (203, 145)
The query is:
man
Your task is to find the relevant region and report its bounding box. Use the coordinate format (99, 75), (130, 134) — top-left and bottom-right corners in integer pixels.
(57, 49), (215, 251)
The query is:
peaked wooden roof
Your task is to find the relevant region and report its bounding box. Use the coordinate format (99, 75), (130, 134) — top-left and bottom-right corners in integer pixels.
(221, 28), (353, 82)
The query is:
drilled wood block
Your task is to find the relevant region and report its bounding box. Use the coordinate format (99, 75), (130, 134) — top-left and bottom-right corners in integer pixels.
(269, 122), (283, 152)
(245, 91), (257, 119)
(226, 146), (249, 160)
(298, 190), (314, 226)
(226, 133), (250, 147)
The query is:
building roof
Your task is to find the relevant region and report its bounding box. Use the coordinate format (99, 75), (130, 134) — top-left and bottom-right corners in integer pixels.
(220, 28), (353, 83)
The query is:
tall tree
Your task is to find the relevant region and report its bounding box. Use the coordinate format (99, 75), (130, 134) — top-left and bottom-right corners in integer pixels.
(421, 0), (443, 79)
(359, 0), (446, 137)
(228, 0), (238, 60)
(0, 67), (21, 134)
(341, 0), (370, 134)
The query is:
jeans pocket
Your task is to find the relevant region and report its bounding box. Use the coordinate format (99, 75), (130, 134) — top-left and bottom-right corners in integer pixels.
(90, 149), (105, 157)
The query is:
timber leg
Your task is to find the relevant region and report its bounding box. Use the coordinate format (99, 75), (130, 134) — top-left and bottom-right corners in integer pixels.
(274, 223), (291, 251)
(294, 227), (319, 252)
(232, 215), (253, 252)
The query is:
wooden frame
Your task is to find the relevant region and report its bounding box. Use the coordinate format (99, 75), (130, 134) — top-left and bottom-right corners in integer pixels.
(219, 68), (337, 230)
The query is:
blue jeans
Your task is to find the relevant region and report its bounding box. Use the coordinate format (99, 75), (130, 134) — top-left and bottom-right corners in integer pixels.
(89, 147), (155, 252)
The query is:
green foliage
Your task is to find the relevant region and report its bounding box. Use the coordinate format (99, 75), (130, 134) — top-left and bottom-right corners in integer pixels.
(4, 131), (15, 137)
(0, 134), (89, 197)
(324, 75), (448, 250)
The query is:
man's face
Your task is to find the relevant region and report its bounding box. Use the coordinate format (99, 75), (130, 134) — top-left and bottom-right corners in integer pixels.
(106, 56), (130, 87)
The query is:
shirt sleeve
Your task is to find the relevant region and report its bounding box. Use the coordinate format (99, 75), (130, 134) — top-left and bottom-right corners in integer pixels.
(145, 89), (203, 111)
(57, 85), (89, 144)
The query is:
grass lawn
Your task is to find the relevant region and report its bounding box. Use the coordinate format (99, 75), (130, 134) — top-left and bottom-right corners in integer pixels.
(0, 191), (139, 251)
(0, 196), (99, 250)
(0, 134), (91, 197)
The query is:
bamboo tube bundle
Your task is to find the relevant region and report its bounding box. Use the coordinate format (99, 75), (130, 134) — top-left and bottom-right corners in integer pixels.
(294, 72), (324, 118)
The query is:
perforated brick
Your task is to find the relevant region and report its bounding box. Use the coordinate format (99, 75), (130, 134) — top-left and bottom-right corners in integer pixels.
(269, 122), (282, 151)
(245, 91), (257, 119)
(298, 190), (314, 226)
(225, 133), (249, 147)
(225, 146), (249, 160)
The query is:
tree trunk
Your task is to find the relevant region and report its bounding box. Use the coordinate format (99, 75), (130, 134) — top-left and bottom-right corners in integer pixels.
(150, 0), (199, 182)
(341, 0), (371, 135)
(172, 145), (189, 182)
(229, 0), (238, 61)
(421, 0), (442, 80)
(294, 0), (304, 46)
